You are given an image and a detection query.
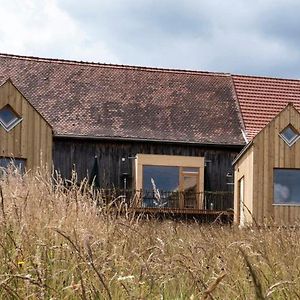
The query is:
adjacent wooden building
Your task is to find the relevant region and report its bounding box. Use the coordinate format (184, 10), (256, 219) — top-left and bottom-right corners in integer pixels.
(0, 79), (52, 172)
(234, 104), (300, 225)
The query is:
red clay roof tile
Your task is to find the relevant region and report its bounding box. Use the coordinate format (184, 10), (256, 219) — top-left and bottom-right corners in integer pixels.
(233, 75), (300, 141)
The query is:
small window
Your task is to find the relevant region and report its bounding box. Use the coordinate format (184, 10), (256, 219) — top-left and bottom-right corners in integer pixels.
(274, 169), (300, 205)
(0, 157), (26, 176)
(0, 105), (22, 132)
(279, 125), (299, 146)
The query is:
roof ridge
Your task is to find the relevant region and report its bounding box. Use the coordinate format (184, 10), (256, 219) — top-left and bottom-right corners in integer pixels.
(233, 73), (300, 82)
(230, 76), (248, 143)
(0, 52), (230, 77)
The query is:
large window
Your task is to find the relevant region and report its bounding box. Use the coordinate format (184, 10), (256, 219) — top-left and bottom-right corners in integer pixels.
(274, 169), (300, 205)
(135, 154), (204, 209)
(143, 166), (180, 191)
(143, 165), (180, 207)
(143, 166), (200, 208)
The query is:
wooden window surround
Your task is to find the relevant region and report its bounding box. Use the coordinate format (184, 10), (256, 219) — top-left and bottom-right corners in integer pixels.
(0, 104), (22, 132)
(279, 124), (300, 147)
(0, 157), (26, 176)
(273, 168), (300, 206)
(134, 154), (205, 209)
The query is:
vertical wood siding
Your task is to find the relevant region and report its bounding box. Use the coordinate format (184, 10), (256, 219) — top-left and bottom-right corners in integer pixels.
(234, 147), (254, 224)
(254, 105), (300, 224)
(235, 105), (300, 225)
(0, 80), (52, 170)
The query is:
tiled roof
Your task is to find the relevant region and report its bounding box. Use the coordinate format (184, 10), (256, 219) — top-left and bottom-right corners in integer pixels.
(0, 53), (245, 145)
(233, 75), (300, 141)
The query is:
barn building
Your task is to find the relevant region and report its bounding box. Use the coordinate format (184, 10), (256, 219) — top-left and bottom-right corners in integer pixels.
(1, 53), (300, 221)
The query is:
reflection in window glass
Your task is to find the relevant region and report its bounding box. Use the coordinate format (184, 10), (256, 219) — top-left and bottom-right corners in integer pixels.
(143, 166), (179, 191)
(274, 169), (300, 204)
(279, 125), (299, 146)
(142, 165), (179, 208)
(0, 105), (21, 131)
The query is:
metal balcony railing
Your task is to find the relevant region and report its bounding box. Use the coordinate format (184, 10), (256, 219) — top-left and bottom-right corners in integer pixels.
(98, 189), (233, 212)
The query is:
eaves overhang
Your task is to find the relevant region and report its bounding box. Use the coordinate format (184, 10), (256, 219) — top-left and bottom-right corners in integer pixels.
(54, 133), (245, 149)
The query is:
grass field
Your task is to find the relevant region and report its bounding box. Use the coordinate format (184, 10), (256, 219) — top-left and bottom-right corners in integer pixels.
(0, 170), (300, 299)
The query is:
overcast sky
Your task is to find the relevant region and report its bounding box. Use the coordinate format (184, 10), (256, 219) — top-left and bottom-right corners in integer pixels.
(0, 0), (299, 78)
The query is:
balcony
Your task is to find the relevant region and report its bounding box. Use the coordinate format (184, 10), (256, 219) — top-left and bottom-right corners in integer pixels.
(98, 189), (234, 220)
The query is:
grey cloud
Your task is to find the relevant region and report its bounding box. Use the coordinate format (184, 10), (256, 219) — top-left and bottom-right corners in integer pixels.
(258, 3), (300, 47)
(13, 0), (300, 78)
(59, 0), (212, 42)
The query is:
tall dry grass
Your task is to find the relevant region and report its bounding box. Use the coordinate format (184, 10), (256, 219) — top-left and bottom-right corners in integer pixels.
(0, 169), (300, 299)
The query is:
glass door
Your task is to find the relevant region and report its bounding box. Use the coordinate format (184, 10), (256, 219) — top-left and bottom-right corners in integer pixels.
(181, 168), (200, 209)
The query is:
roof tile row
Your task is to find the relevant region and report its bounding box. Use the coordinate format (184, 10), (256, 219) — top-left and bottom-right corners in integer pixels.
(1, 53), (300, 145)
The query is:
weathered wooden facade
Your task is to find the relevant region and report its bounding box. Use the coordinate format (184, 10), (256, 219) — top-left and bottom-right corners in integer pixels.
(0, 79), (52, 171)
(53, 137), (239, 192)
(234, 104), (300, 225)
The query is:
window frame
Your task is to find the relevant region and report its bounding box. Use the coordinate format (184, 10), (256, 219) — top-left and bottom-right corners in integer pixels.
(0, 104), (23, 132)
(278, 124), (300, 147)
(135, 154), (205, 209)
(0, 156), (27, 176)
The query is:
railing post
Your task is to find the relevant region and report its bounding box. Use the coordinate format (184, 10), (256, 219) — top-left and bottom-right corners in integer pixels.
(179, 191), (184, 209)
(198, 192), (203, 210)
(137, 189), (142, 208)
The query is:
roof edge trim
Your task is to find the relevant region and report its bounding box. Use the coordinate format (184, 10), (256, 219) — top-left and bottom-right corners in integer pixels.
(232, 141), (254, 166)
(0, 52), (231, 77)
(54, 134), (245, 148)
